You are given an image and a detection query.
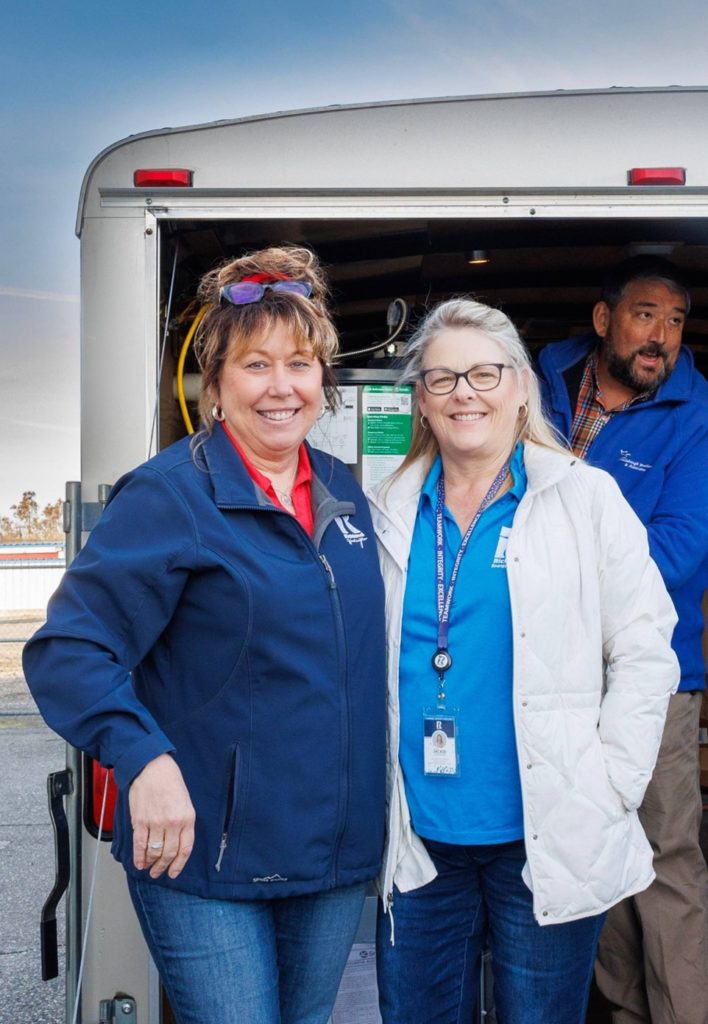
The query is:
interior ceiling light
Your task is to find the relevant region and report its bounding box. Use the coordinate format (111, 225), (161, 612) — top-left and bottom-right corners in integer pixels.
(624, 242), (682, 257)
(466, 249), (489, 265)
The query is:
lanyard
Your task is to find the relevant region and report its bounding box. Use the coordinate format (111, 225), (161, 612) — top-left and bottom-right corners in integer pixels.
(433, 462), (510, 701)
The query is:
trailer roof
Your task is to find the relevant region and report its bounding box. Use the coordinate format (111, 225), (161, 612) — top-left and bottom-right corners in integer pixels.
(76, 86), (708, 235)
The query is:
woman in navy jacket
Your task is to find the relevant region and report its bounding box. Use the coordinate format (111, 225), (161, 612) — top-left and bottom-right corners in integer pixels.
(23, 246), (386, 1024)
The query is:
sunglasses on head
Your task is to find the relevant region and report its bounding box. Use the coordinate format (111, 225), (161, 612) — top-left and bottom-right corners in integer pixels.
(219, 279), (313, 306)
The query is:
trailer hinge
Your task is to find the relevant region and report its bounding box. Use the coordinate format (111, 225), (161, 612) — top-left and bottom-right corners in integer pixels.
(79, 501), (107, 532)
(99, 994), (137, 1024)
(63, 484), (112, 535)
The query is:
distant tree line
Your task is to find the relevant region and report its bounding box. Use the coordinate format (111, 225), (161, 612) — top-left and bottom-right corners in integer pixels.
(0, 491), (63, 541)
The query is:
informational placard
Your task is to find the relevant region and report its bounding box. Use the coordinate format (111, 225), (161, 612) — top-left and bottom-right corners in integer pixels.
(361, 386), (412, 492)
(307, 386), (358, 464)
(329, 943), (382, 1024)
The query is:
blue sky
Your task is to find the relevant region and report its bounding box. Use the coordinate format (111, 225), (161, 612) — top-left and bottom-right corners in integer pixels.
(2, 0), (708, 513)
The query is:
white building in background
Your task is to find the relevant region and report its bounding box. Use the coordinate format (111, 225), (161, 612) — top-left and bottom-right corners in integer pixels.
(0, 542), (65, 612)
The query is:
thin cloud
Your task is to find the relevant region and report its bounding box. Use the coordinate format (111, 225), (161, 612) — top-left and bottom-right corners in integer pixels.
(0, 286), (79, 303)
(380, 0), (708, 91)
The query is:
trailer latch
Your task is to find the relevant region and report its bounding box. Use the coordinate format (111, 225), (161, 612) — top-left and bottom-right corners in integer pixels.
(41, 769), (73, 980)
(99, 994), (137, 1023)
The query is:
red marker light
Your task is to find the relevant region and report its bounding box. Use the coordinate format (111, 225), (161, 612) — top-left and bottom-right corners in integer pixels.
(91, 763), (118, 835)
(133, 168), (193, 187)
(629, 167), (686, 186)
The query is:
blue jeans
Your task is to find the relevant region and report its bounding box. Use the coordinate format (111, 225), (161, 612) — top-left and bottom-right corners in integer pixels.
(127, 875), (367, 1024)
(376, 839), (605, 1024)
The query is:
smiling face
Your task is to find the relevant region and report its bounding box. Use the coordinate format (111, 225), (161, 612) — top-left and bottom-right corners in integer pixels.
(593, 279), (686, 397)
(213, 321), (324, 465)
(417, 327), (528, 468)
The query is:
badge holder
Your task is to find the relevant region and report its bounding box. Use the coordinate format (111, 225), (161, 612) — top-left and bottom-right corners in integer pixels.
(423, 647), (460, 776)
(423, 709), (459, 776)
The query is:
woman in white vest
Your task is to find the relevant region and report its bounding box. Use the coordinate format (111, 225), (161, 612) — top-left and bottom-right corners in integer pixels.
(367, 297), (679, 1024)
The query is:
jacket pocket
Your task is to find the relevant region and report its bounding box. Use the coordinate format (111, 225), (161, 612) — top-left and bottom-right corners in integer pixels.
(215, 744), (240, 872)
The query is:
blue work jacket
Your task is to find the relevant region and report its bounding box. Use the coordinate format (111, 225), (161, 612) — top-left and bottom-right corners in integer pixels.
(538, 335), (708, 691)
(23, 427), (386, 899)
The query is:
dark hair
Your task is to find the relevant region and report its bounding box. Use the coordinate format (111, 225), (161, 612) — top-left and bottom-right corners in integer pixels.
(194, 245), (339, 431)
(601, 257), (691, 313)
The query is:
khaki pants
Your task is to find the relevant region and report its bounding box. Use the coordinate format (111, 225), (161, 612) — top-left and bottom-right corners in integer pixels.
(595, 691), (708, 1024)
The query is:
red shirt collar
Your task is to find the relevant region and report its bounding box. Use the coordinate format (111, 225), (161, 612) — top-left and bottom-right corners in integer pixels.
(219, 422), (314, 534)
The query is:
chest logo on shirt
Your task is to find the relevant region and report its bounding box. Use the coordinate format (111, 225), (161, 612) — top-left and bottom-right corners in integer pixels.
(619, 450), (652, 473)
(491, 526), (511, 568)
(334, 515), (368, 548)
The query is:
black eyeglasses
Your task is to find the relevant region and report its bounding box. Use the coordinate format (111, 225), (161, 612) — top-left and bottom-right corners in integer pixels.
(420, 363), (513, 395)
(219, 280), (313, 306)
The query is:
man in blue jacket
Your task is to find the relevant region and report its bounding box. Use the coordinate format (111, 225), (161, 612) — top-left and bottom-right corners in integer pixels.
(537, 257), (708, 1024)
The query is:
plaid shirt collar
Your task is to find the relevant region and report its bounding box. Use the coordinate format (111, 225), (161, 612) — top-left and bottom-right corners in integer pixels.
(569, 350), (652, 459)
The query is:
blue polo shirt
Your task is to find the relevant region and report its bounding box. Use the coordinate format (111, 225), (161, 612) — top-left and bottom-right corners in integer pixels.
(399, 443), (526, 845)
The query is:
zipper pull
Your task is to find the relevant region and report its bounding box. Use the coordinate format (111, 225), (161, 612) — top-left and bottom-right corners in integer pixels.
(319, 554), (336, 589)
(215, 833), (228, 872)
(386, 892), (396, 944)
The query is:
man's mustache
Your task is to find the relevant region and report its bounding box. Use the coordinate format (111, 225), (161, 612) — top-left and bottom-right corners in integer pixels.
(634, 344), (667, 360)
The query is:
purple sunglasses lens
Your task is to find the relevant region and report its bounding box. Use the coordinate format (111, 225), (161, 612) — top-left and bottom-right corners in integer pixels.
(271, 280), (313, 298)
(221, 281), (265, 305)
(220, 280), (313, 306)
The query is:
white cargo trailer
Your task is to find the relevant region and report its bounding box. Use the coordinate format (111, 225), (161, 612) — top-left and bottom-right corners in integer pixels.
(43, 86), (708, 1024)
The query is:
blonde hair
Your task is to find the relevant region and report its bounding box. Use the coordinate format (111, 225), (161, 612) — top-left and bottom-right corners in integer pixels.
(194, 245), (339, 431)
(395, 297), (567, 477)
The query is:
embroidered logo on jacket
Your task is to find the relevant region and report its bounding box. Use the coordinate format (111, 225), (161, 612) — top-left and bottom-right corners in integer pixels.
(334, 515), (368, 547)
(618, 450), (652, 473)
(491, 526), (511, 568)
(252, 873), (288, 883)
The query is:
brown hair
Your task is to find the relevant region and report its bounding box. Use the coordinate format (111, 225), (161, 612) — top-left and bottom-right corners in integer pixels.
(193, 245), (339, 430)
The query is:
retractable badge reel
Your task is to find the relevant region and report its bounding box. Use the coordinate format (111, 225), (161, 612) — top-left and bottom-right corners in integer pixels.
(423, 648), (459, 776)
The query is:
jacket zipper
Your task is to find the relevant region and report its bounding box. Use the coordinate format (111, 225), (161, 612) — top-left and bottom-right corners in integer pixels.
(215, 746), (239, 872)
(318, 552), (350, 885)
(319, 553), (337, 589)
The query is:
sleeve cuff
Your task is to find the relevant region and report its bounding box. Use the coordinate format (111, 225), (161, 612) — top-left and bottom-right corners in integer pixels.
(112, 731), (177, 790)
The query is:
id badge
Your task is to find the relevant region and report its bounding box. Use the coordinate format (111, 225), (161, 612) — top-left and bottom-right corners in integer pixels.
(423, 712), (459, 776)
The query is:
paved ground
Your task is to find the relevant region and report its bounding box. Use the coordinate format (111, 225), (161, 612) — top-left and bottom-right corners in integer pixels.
(1, 611), (66, 1023)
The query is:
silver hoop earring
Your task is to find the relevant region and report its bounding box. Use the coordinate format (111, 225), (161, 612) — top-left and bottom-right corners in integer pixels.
(518, 403), (528, 418)
(420, 414), (429, 430)
(212, 404), (225, 422)
(317, 404), (327, 420)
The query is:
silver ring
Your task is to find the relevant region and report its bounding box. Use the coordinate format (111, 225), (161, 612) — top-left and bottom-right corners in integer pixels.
(148, 841), (164, 850)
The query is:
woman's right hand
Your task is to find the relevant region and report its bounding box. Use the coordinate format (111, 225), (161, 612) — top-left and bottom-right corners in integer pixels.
(129, 753), (196, 879)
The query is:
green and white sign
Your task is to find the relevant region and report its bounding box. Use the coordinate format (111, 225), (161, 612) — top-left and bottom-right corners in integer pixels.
(361, 385), (412, 490)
